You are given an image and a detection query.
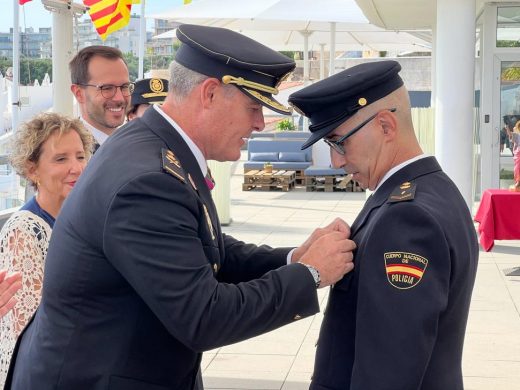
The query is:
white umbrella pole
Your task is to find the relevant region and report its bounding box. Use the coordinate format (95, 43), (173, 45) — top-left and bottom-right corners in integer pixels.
(52, 9), (73, 115)
(329, 22), (336, 76)
(12, 0), (20, 132)
(319, 43), (325, 80)
(138, 0), (146, 80)
(302, 31), (310, 82)
(300, 31), (312, 132)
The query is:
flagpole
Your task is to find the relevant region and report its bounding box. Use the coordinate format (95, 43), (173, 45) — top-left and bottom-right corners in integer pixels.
(12, 0), (20, 132)
(51, 4), (74, 116)
(138, 0), (146, 80)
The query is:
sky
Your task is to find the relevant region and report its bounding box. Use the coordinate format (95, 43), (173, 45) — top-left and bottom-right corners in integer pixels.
(1, 0), (186, 32)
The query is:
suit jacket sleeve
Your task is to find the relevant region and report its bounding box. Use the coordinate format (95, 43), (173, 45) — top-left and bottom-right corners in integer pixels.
(103, 172), (318, 352)
(350, 202), (450, 389)
(218, 234), (291, 284)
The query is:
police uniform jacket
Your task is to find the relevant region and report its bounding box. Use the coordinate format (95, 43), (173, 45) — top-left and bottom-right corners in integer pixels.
(310, 156), (478, 390)
(7, 107), (319, 390)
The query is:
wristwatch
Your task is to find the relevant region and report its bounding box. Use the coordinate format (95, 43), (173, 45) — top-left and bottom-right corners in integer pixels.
(300, 263), (321, 288)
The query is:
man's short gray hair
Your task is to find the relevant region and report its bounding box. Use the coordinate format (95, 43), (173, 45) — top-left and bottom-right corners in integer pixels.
(169, 61), (209, 101)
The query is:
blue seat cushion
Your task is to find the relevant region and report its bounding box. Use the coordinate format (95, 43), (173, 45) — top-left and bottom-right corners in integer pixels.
(278, 151), (308, 162)
(249, 152), (279, 162)
(304, 166), (346, 176)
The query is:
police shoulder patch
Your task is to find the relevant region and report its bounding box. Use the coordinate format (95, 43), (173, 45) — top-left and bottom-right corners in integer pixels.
(161, 148), (185, 183)
(388, 181), (416, 203)
(384, 251), (428, 289)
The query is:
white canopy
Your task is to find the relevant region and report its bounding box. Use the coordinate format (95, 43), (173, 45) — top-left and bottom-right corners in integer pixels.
(149, 0), (430, 53)
(153, 25), (430, 52)
(149, 0), (369, 27)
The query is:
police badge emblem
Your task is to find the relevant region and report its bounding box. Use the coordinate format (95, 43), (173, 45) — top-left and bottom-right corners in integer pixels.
(150, 78), (165, 94)
(384, 251), (428, 289)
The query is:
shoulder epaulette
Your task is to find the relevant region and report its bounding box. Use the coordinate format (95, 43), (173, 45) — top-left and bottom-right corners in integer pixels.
(388, 181), (416, 203)
(161, 148), (186, 183)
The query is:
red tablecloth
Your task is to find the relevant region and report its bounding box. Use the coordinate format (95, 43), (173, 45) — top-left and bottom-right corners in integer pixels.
(474, 189), (520, 251)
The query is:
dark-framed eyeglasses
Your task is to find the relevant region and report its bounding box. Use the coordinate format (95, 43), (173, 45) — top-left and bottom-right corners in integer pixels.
(77, 83), (135, 99)
(323, 108), (397, 155)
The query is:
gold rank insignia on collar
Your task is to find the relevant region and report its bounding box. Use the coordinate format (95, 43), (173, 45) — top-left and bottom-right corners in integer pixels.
(203, 204), (216, 241)
(161, 148), (185, 183)
(188, 174), (198, 191)
(388, 181), (416, 203)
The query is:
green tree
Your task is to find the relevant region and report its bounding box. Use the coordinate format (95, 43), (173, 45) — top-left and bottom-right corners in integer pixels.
(497, 40), (520, 48)
(124, 51), (176, 81)
(502, 66), (520, 82)
(280, 51), (298, 60)
(0, 57), (52, 85)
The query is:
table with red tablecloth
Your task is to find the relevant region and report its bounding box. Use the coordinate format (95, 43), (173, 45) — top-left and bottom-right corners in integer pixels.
(474, 189), (520, 251)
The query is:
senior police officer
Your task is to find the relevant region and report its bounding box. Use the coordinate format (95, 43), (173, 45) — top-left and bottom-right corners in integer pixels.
(127, 77), (169, 121)
(289, 61), (478, 390)
(6, 25), (356, 390)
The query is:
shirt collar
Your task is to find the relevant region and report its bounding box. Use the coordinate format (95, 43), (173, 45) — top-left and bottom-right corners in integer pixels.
(80, 118), (109, 145)
(153, 105), (208, 177)
(374, 154), (429, 193)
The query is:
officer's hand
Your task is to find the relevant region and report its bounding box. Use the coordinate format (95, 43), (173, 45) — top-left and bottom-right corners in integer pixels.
(0, 270), (22, 318)
(299, 231), (355, 288)
(291, 218), (351, 263)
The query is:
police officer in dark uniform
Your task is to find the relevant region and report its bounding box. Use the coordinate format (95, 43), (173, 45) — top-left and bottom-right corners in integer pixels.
(5, 25), (356, 390)
(289, 61), (479, 390)
(127, 78), (169, 121)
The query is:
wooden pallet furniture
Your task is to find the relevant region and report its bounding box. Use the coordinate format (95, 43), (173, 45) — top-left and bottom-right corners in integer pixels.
(242, 169), (296, 192)
(244, 168), (306, 186)
(243, 139), (312, 184)
(304, 166), (363, 192)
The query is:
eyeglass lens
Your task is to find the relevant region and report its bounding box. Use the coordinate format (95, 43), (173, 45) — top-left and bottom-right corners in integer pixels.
(100, 84), (134, 99)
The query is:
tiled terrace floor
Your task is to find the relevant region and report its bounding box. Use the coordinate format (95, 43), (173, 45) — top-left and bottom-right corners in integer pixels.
(202, 157), (520, 390)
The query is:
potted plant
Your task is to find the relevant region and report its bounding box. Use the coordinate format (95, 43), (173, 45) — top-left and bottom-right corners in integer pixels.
(276, 118), (296, 131)
(264, 162), (273, 173)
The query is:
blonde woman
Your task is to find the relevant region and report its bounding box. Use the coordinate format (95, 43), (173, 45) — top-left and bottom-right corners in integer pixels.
(0, 112), (93, 385)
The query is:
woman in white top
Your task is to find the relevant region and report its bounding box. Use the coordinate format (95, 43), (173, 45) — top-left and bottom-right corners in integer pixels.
(0, 112), (93, 385)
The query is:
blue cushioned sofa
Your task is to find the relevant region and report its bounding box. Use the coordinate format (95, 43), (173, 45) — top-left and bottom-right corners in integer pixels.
(244, 138), (312, 183)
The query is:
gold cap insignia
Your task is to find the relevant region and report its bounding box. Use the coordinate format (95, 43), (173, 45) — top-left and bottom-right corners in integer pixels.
(150, 78), (165, 93)
(243, 88), (292, 115)
(358, 97), (367, 106)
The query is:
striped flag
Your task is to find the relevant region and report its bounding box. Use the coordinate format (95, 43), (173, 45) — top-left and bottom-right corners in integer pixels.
(19, 0), (32, 4)
(83, 0), (140, 41)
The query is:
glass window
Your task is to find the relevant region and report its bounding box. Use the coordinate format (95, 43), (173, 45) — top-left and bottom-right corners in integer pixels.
(497, 7), (520, 47)
(499, 61), (520, 188)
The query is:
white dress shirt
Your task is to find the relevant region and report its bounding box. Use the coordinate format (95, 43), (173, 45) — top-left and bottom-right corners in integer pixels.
(80, 119), (109, 146)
